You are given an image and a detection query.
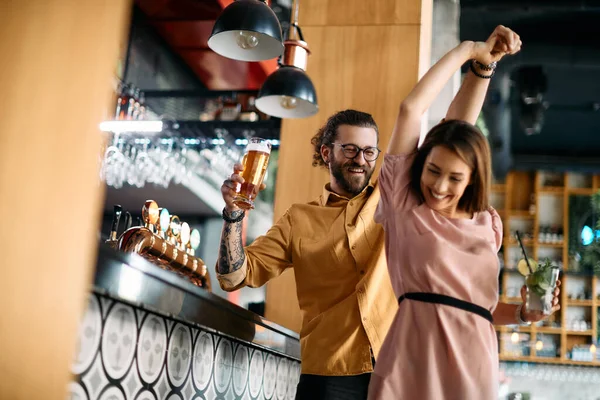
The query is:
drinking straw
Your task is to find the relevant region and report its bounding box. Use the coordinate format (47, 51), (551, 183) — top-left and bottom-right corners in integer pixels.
(516, 230), (534, 274)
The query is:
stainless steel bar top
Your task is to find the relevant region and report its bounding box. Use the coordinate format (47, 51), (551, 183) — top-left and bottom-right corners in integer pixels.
(93, 244), (300, 360)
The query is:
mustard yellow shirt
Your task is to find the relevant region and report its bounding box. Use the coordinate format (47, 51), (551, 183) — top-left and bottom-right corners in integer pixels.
(217, 183), (397, 376)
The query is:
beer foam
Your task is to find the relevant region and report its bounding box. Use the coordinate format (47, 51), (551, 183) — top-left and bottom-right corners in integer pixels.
(247, 141), (271, 153)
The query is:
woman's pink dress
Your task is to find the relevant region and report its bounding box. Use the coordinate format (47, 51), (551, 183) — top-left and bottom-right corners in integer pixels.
(368, 152), (503, 400)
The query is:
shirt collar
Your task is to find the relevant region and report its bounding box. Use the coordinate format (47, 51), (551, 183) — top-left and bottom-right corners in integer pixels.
(320, 182), (375, 206)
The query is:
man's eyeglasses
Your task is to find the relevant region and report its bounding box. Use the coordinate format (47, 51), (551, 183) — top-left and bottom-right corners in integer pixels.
(332, 143), (381, 162)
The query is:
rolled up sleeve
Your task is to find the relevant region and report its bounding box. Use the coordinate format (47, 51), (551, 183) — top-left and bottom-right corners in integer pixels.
(217, 209), (293, 291)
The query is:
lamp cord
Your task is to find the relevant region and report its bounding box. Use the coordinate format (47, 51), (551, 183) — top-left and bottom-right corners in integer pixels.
(290, 23), (305, 41)
(289, 0), (304, 41)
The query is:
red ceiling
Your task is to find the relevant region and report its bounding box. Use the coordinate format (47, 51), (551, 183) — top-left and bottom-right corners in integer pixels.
(135, 0), (278, 90)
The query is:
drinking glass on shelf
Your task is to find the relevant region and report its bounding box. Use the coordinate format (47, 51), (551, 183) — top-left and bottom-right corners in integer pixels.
(233, 137), (271, 210)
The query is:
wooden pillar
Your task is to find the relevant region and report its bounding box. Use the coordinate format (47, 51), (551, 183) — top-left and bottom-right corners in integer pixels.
(265, 0), (433, 332)
(0, 2), (131, 399)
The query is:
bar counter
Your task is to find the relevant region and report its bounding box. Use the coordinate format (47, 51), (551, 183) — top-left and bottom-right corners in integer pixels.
(68, 244), (301, 400)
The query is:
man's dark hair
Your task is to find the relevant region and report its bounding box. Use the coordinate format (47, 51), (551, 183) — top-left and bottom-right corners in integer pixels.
(310, 109), (379, 168)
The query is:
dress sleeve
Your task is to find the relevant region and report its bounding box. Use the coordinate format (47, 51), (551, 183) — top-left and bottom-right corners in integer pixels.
(374, 152), (419, 224)
(488, 207), (504, 252)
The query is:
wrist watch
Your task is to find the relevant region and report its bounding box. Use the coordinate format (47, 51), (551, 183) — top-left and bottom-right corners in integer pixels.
(515, 304), (531, 326)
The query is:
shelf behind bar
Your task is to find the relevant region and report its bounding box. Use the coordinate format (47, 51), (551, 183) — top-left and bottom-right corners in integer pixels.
(144, 89), (260, 99)
(173, 119), (282, 141)
(500, 267), (597, 277)
(500, 355), (600, 367)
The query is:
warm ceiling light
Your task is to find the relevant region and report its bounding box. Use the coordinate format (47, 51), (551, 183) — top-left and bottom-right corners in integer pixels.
(255, 0), (318, 119)
(255, 62), (318, 119)
(208, 0), (284, 62)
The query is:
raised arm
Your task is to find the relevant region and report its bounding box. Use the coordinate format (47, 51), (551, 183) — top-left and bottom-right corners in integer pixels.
(447, 26), (522, 124)
(217, 164), (292, 291)
(218, 163), (248, 276)
(387, 28), (519, 155)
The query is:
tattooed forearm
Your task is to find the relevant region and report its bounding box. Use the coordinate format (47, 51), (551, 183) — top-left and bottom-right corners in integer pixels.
(217, 211), (246, 274)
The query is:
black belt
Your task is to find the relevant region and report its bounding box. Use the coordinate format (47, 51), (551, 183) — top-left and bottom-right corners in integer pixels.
(398, 292), (493, 324)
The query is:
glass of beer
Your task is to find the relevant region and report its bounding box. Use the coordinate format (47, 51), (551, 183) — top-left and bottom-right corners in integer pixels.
(233, 137), (271, 210)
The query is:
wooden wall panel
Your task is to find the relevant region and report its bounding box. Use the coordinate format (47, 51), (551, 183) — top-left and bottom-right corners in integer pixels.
(265, 1), (432, 333)
(0, 2), (131, 399)
(299, 0), (423, 27)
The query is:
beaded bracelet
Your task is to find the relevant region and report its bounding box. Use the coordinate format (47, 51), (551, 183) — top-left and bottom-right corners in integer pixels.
(515, 304), (531, 326)
(470, 61), (495, 79)
(473, 60), (497, 71)
(222, 208), (245, 223)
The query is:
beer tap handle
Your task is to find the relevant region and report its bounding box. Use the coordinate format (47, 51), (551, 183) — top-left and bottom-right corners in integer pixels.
(109, 205), (123, 241)
(158, 208), (171, 239)
(167, 215), (181, 245)
(141, 200), (159, 232)
(190, 228), (201, 256)
(156, 207), (163, 235)
(180, 222), (191, 251)
(123, 211), (132, 232)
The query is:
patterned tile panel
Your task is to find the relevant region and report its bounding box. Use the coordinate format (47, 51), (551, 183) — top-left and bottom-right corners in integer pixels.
(69, 293), (301, 400)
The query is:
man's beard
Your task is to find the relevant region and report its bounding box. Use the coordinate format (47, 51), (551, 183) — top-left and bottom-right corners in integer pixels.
(330, 155), (374, 197)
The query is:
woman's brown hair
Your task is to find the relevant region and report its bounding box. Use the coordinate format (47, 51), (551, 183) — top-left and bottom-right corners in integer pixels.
(410, 119), (491, 214)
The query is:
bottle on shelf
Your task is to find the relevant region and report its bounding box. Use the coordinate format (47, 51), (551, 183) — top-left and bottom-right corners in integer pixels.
(238, 96), (260, 122)
(199, 98), (220, 121)
(126, 85), (137, 120)
(137, 91), (146, 120)
(218, 95), (241, 121)
(115, 83), (130, 120)
(529, 193), (536, 215)
(132, 87), (141, 120)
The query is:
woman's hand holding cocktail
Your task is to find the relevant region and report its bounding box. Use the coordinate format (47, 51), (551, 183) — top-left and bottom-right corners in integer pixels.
(519, 280), (561, 323)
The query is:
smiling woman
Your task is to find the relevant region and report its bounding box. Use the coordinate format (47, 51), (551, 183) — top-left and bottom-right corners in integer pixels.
(366, 25), (551, 400)
(410, 119), (492, 219)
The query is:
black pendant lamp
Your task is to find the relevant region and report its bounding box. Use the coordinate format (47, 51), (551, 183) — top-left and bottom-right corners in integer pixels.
(208, 0), (284, 62)
(255, 1), (318, 119)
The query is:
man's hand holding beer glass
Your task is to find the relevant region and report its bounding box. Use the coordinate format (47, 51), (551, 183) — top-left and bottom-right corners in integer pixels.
(221, 137), (270, 213)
